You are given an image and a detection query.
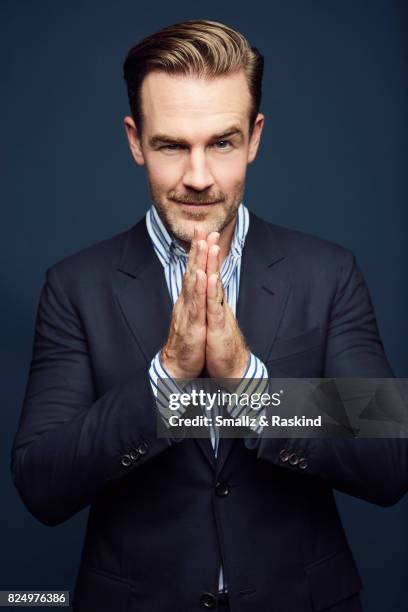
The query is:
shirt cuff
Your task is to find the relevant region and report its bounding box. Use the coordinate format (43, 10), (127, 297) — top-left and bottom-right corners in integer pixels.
(231, 352), (270, 439)
(230, 351), (269, 405)
(149, 350), (269, 444)
(148, 349), (194, 435)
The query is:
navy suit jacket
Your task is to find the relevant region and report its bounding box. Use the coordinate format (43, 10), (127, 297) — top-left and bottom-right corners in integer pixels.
(11, 212), (408, 612)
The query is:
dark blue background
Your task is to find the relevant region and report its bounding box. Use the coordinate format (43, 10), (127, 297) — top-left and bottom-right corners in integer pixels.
(1, 1), (407, 610)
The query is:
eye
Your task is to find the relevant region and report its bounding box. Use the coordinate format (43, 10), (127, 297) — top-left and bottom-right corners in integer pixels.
(213, 140), (232, 150)
(160, 144), (185, 152)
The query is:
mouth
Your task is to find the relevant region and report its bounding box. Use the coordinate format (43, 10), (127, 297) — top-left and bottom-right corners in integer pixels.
(171, 200), (222, 207)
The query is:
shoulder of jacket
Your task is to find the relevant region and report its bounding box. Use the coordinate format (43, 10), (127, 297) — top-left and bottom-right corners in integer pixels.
(251, 212), (353, 264)
(46, 218), (145, 289)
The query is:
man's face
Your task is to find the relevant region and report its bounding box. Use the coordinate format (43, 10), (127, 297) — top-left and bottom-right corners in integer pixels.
(124, 70), (264, 245)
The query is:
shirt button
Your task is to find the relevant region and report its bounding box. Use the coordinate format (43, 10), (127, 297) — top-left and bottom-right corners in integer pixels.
(215, 482), (229, 497)
(121, 454), (132, 467)
(279, 449), (290, 463)
(130, 449), (140, 462)
(200, 592), (216, 608)
(137, 441), (149, 456)
(289, 453), (299, 466)
(298, 457), (309, 470)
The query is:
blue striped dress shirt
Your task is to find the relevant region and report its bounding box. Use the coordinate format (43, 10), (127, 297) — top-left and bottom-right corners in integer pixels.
(146, 202), (269, 592)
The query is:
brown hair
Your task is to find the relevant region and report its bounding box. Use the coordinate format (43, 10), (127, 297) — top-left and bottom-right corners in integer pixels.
(123, 19), (264, 134)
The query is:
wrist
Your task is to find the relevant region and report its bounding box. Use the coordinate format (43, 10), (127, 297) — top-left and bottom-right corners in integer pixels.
(160, 348), (179, 378)
(227, 350), (250, 379)
(160, 347), (190, 379)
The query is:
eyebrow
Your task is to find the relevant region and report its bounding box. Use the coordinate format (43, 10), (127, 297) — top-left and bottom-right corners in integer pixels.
(148, 126), (245, 148)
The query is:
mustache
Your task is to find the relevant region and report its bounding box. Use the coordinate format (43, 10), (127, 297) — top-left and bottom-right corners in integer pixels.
(168, 191), (226, 204)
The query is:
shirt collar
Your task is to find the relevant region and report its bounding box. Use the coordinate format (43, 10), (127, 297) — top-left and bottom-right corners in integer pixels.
(146, 202), (249, 267)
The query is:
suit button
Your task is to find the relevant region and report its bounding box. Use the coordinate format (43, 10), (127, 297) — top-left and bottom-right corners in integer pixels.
(137, 441), (149, 456)
(215, 482), (229, 497)
(279, 449), (290, 463)
(200, 592), (216, 608)
(121, 453), (132, 467)
(289, 453), (299, 466)
(299, 457), (309, 470)
(130, 449), (140, 462)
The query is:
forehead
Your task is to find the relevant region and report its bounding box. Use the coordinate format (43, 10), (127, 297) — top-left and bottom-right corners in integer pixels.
(140, 70), (252, 138)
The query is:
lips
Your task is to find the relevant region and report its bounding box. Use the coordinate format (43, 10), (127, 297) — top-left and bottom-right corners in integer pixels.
(173, 200), (221, 206)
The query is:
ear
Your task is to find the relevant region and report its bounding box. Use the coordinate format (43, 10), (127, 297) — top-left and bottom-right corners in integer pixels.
(247, 113), (265, 164)
(123, 116), (145, 166)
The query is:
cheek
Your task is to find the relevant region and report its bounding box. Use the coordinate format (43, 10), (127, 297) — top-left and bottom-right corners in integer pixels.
(210, 155), (247, 190)
(146, 157), (184, 189)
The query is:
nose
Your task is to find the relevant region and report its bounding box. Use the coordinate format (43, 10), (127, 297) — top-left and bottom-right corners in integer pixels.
(182, 148), (215, 192)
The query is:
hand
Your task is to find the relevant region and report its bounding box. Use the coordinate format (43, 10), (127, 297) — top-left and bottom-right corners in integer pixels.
(205, 239), (249, 378)
(161, 227), (208, 379)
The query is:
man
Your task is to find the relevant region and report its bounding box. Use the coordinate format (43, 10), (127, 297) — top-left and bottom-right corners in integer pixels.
(11, 19), (407, 612)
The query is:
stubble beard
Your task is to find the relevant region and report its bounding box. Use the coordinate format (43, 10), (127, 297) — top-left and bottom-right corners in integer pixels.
(149, 181), (246, 245)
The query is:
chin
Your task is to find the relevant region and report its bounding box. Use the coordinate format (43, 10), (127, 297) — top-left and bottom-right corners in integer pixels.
(153, 195), (240, 243)
(174, 215), (227, 242)
(170, 221), (211, 244)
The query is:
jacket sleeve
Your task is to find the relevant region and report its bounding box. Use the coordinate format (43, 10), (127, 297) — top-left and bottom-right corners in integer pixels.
(251, 249), (408, 507)
(10, 265), (172, 527)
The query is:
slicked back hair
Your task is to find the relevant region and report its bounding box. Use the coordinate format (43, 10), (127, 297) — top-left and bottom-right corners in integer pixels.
(123, 19), (264, 135)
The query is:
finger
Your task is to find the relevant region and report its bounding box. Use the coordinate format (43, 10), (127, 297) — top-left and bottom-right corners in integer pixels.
(195, 239), (208, 273)
(207, 244), (220, 278)
(186, 226), (199, 272)
(193, 268), (207, 327)
(206, 272), (218, 303)
(183, 227), (205, 296)
(184, 239), (208, 299)
(195, 225), (207, 241)
(207, 232), (220, 249)
(216, 274), (225, 305)
(207, 272), (225, 327)
(186, 226), (206, 268)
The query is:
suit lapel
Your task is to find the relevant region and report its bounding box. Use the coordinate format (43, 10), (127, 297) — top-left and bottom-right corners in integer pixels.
(236, 212), (291, 363)
(115, 219), (216, 470)
(216, 213), (291, 475)
(115, 220), (173, 361)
